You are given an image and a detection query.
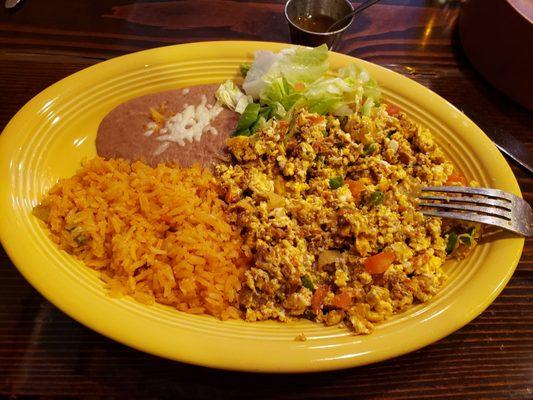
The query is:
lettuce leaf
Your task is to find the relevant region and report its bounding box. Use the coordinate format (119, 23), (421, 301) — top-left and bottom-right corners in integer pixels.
(215, 80), (252, 114)
(242, 50), (282, 99)
(243, 45), (328, 101)
(303, 63), (381, 117)
(221, 45), (381, 120)
(260, 77), (303, 118)
(262, 44), (329, 86)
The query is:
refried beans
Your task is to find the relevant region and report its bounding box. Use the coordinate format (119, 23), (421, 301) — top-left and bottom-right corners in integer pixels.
(96, 84), (239, 169)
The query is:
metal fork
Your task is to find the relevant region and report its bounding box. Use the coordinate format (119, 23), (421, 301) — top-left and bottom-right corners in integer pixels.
(418, 186), (533, 237)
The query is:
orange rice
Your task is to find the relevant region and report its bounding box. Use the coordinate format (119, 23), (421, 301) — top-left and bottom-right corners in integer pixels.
(35, 157), (249, 320)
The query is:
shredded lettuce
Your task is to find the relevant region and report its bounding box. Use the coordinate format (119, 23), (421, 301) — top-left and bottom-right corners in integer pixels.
(217, 45), (382, 128)
(243, 45), (328, 101)
(259, 77), (303, 118)
(235, 103), (260, 131)
(215, 80), (252, 114)
(242, 50), (282, 99)
(302, 63), (381, 117)
(261, 45), (329, 86)
(240, 63), (251, 78)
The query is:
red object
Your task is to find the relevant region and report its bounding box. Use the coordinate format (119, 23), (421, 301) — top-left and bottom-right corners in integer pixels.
(385, 102), (400, 116)
(446, 171), (467, 186)
(331, 291), (353, 309)
(346, 179), (365, 201)
(311, 285), (329, 313)
(307, 114), (325, 123)
(294, 82), (306, 92)
(364, 251), (395, 274)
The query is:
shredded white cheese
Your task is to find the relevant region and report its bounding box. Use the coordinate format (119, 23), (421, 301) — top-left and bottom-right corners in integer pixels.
(149, 95), (223, 155)
(181, 88), (190, 95)
(143, 121), (157, 137)
(153, 142), (170, 156)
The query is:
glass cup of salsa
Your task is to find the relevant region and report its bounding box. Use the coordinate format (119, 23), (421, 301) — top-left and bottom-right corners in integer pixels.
(284, 0), (354, 50)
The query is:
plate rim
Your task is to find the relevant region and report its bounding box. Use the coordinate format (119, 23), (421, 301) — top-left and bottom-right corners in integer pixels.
(0, 40), (525, 373)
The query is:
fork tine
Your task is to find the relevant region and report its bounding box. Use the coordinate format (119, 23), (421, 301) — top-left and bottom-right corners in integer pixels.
(420, 186), (532, 237)
(422, 186), (514, 202)
(422, 210), (517, 233)
(419, 195), (513, 210)
(418, 201), (512, 220)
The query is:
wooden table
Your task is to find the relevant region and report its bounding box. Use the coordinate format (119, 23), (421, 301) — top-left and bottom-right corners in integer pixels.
(1, 1), (531, 398)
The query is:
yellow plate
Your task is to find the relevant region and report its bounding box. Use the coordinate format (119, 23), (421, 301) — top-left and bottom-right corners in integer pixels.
(0, 41), (524, 372)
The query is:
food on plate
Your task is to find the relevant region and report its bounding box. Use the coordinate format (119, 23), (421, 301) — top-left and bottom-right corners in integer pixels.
(96, 84), (239, 169)
(34, 45), (480, 334)
(34, 157), (249, 320)
(216, 106), (480, 333)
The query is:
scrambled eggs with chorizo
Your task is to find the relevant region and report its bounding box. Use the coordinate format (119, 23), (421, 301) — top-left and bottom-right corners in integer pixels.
(217, 104), (479, 334)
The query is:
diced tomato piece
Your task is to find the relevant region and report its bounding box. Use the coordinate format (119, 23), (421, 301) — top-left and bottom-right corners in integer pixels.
(311, 285), (329, 314)
(331, 291), (353, 310)
(345, 179), (365, 201)
(307, 114), (325, 124)
(294, 82), (306, 92)
(277, 120), (289, 135)
(446, 171), (467, 186)
(385, 103), (400, 116)
(364, 251), (395, 274)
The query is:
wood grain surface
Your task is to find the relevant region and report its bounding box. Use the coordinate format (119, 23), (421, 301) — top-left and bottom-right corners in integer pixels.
(0, 1), (532, 398)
